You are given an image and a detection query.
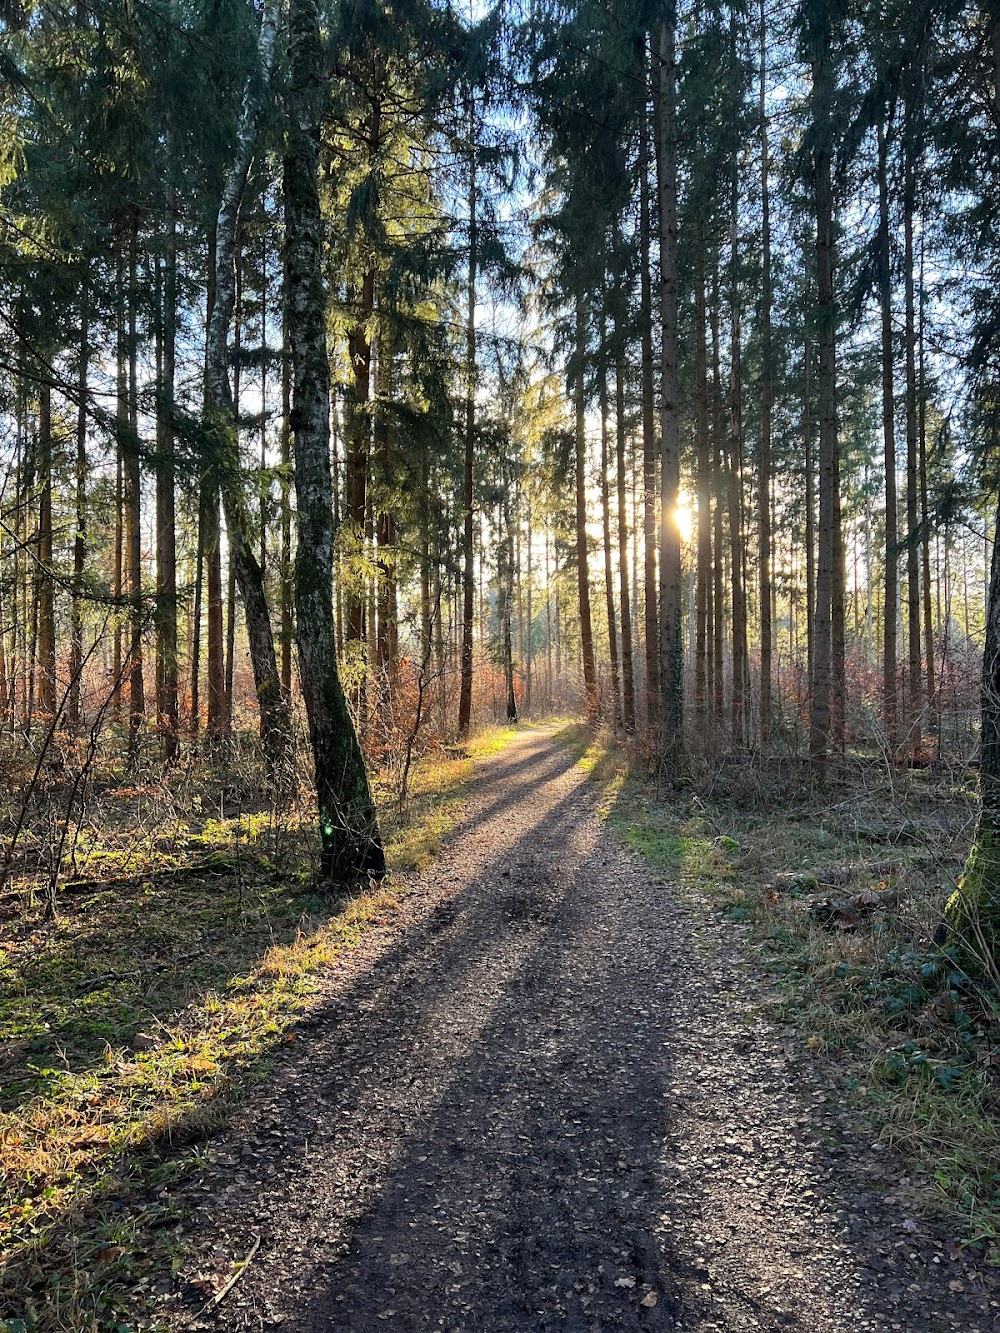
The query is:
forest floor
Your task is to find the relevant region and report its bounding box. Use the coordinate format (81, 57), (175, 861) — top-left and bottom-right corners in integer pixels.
(0, 728), (515, 1332)
(144, 724), (994, 1331)
(3, 722), (998, 1332)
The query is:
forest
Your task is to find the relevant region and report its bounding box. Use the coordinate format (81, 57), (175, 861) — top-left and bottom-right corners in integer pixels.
(1, 0), (1000, 1329)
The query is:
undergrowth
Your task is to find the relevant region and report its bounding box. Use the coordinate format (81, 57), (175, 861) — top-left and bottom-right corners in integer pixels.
(0, 725), (516, 1332)
(556, 722), (1000, 1263)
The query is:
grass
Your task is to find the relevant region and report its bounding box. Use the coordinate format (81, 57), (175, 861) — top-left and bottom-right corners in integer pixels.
(556, 722), (1000, 1261)
(0, 724), (517, 1332)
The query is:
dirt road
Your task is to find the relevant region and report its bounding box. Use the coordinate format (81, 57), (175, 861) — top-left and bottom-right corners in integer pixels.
(174, 726), (998, 1332)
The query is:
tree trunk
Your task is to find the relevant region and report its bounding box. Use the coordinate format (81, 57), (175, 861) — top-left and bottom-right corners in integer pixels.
(344, 268), (374, 669)
(614, 270), (635, 733)
(918, 228), (936, 742)
(500, 504), (517, 723)
(420, 453), (433, 709)
(600, 351), (622, 732)
(639, 95), (659, 733)
(655, 18), (684, 768)
(758, 0), (773, 748)
(904, 130), (921, 748)
(804, 325), (815, 697)
(284, 0), (383, 879)
(126, 217), (145, 763)
(204, 0), (291, 766)
(68, 286), (88, 730)
(224, 561), (237, 732)
(190, 501), (204, 735)
(457, 97), (477, 739)
(156, 209), (180, 764)
(525, 500), (534, 715)
(113, 274), (124, 720)
(809, 35), (838, 777)
(204, 487), (225, 737)
(728, 110), (747, 749)
(831, 410), (846, 749)
(204, 225), (225, 740)
(37, 379), (56, 718)
(877, 116), (898, 757)
(374, 334), (398, 696)
(280, 313), (293, 696)
(711, 287), (726, 725)
(947, 494), (1000, 980)
(574, 295), (598, 717)
(694, 265), (710, 722)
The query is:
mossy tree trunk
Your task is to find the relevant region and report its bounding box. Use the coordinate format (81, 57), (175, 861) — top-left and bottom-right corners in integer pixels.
(284, 0), (384, 881)
(947, 497), (1000, 982)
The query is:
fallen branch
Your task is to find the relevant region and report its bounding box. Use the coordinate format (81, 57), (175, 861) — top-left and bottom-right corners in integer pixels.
(201, 1233), (261, 1313)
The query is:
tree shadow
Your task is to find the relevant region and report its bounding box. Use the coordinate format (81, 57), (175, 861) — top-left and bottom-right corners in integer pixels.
(0, 729), (582, 1325)
(174, 732), (995, 1333)
(0, 824), (314, 1115)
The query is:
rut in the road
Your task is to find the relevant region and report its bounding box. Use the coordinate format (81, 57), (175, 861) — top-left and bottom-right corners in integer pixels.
(174, 727), (998, 1333)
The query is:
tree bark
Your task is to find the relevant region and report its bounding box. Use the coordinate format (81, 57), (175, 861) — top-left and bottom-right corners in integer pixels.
(809, 32), (838, 777)
(600, 343), (622, 732)
(947, 495), (1000, 980)
(904, 133), (921, 750)
(639, 95), (659, 733)
(374, 333), (398, 695)
(190, 500), (204, 735)
(525, 500), (534, 715)
(877, 116), (898, 756)
(655, 18), (684, 768)
(758, 0), (773, 747)
(695, 264), (710, 722)
(574, 295), (598, 717)
(614, 264), (635, 733)
(804, 324), (815, 697)
(344, 268), (374, 666)
(918, 225), (936, 741)
(68, 286), (88, 730)
(126, 217), (145, 763)
(204, 0), (291, 766)
(500, 502), (517, 723)
(37, 379), (56, 718)
(711, 285), (726, 725)
(284, 0), (384, 879)
(156, 208), (180, 764)
(203, 225), (225, 740)
(728, 83), (747, 749)
(112, 269), (124, 720)
(457, 95), (477, 739)
(203, 486), (225, 736)
(280, 312), (293, 696)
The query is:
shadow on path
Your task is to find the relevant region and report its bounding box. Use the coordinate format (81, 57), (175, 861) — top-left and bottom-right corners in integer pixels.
(177, 727), (997, 1333)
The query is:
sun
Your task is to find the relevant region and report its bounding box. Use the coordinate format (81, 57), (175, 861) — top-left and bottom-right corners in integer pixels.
(672, 497), (693, 544)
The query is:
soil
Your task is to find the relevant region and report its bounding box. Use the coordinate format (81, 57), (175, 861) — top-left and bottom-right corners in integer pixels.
(168, 725), (999, 1332)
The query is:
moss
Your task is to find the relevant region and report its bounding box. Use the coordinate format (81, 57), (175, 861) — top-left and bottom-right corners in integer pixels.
(945, 824), (1000, 980)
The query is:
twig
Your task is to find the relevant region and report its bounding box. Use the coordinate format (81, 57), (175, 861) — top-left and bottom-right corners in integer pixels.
(201, 1233), (261, 1313)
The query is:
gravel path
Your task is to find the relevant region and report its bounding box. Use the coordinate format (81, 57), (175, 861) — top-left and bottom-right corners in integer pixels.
(172, 726), (999, 1332)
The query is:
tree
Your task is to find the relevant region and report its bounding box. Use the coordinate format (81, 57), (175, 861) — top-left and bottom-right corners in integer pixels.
(799, 0), (845, 776)
(284, 0), (384, 880)
(655, 14), (684, 768)
(203, 0), (291, 767)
